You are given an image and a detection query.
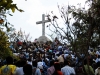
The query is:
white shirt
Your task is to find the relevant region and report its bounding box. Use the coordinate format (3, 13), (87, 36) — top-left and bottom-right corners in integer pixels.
(64, 50), (68, 54)
(88, 50), (92, 54)
(95, 58), (100, 63)
(71, 54), (75, 59)
(64, 54), (69, 59)
(58, 46), (62, 49)
(96, 51), (100, 55)
(37, 62), (43, 69)
(27, 61), (32, 65)
(95, 67), (100, 75)
(55, 51), (59, 55)
(16, 67), (24, 75)
(61, 65), (75, 75)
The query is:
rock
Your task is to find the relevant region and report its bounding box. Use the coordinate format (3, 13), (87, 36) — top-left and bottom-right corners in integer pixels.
(37, 35), (51, 43)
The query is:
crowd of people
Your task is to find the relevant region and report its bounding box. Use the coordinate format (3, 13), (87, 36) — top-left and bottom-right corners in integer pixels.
(0, 38), (100, 75)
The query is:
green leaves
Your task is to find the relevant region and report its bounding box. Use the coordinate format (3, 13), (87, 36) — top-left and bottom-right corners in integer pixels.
(0, 0), (25, 59)
(18, 9), (24, 12)
(11, 6), (15, 13)
(0, 0), (24, 30)
(0, 0), (24, 13)
(10, 4), (24, 13)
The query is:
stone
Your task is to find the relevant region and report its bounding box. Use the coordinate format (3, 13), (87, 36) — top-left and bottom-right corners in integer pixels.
(37, 35), (51, 43)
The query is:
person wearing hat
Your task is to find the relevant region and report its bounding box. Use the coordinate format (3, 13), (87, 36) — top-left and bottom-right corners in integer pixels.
(61, 60), (75, 75)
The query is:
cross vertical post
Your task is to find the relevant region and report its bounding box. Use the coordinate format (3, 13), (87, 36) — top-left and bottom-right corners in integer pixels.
(42, 14), (45, 36)
(36, 14), (50, 36)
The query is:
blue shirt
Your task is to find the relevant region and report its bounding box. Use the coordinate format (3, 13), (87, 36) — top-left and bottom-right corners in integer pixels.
(32, 67), (41, 75)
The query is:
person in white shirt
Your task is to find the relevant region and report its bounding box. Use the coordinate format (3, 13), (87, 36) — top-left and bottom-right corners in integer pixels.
(58, 45), (62, 51)
(96, 46), (100, 56)
(27, 58), (32, 65)
(96, 50), (100, 56)
(16, 60), (27, 75)
(61, 60), (75, 75)
(64, 54), (69, 59)
(37, 59), (43, 69)
(71, 54), (75, 59)
(95, 55), (100, 63)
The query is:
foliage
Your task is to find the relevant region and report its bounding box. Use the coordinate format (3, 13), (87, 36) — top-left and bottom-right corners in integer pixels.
(0, 29), (13, 59)
(47, 0), (100, 53)
(0, 0), (24, 59)
(0, 0), (23, 12)
(0, 0), (24, 31)
(7, 28), (32, 42)
(70, 0), (100, 52)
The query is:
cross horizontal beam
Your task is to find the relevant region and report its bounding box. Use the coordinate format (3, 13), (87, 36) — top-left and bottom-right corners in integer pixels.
(36, 20), (50, 24)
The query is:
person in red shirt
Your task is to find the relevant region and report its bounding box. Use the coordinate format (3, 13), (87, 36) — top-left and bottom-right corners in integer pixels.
(53, 62), (63, 75)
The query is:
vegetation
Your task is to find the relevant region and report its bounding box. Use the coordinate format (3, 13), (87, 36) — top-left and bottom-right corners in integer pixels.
(47, 0), (100, 53)
(7, 28), (32, 42)
(0, 0), (23, 59)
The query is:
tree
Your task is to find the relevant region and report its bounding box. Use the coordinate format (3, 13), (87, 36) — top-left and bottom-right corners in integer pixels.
(7, 28), (32, 42)
(47, 0), (100, 53)
(0, 0), (23, 31)
(0, 29), (13, 59)
(70, 0), (100, 53)
(0, 0), (23, 59)
(46, 5), (79, 52)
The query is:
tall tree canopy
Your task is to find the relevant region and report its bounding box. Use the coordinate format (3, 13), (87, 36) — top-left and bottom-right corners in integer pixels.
(0, 0), (23, 59)
(47, 0), (100, 53)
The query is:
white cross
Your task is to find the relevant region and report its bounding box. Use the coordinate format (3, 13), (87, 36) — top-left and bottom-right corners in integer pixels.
(36, 14), (50, 36)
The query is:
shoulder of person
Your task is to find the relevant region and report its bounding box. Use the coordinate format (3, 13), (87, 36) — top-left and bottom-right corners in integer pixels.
(8, 65), (16, 68)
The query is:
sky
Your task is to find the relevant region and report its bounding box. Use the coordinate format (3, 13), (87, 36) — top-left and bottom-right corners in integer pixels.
(7, 0), (86, 41)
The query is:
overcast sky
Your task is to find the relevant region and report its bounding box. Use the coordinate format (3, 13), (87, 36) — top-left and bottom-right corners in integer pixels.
(7, 0), (86, 41)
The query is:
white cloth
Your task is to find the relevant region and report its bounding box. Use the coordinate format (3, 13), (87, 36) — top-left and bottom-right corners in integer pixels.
(64, 54), (69, 59)
(37, 62), (43, 69)
(58, 46), (62, 50)
(55, 51), (59, 55)
(16, 67), (24, 75)
(95, 67), (100, 75)
(27, 61), (32, 65)
(71, 54), (75, 59)
(96, 51), (100, 55)
(61, 65), (75, 75)
(64, 50), (67, 54)
(88, 50), (91, 54)
(95, 58), (100, 63)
